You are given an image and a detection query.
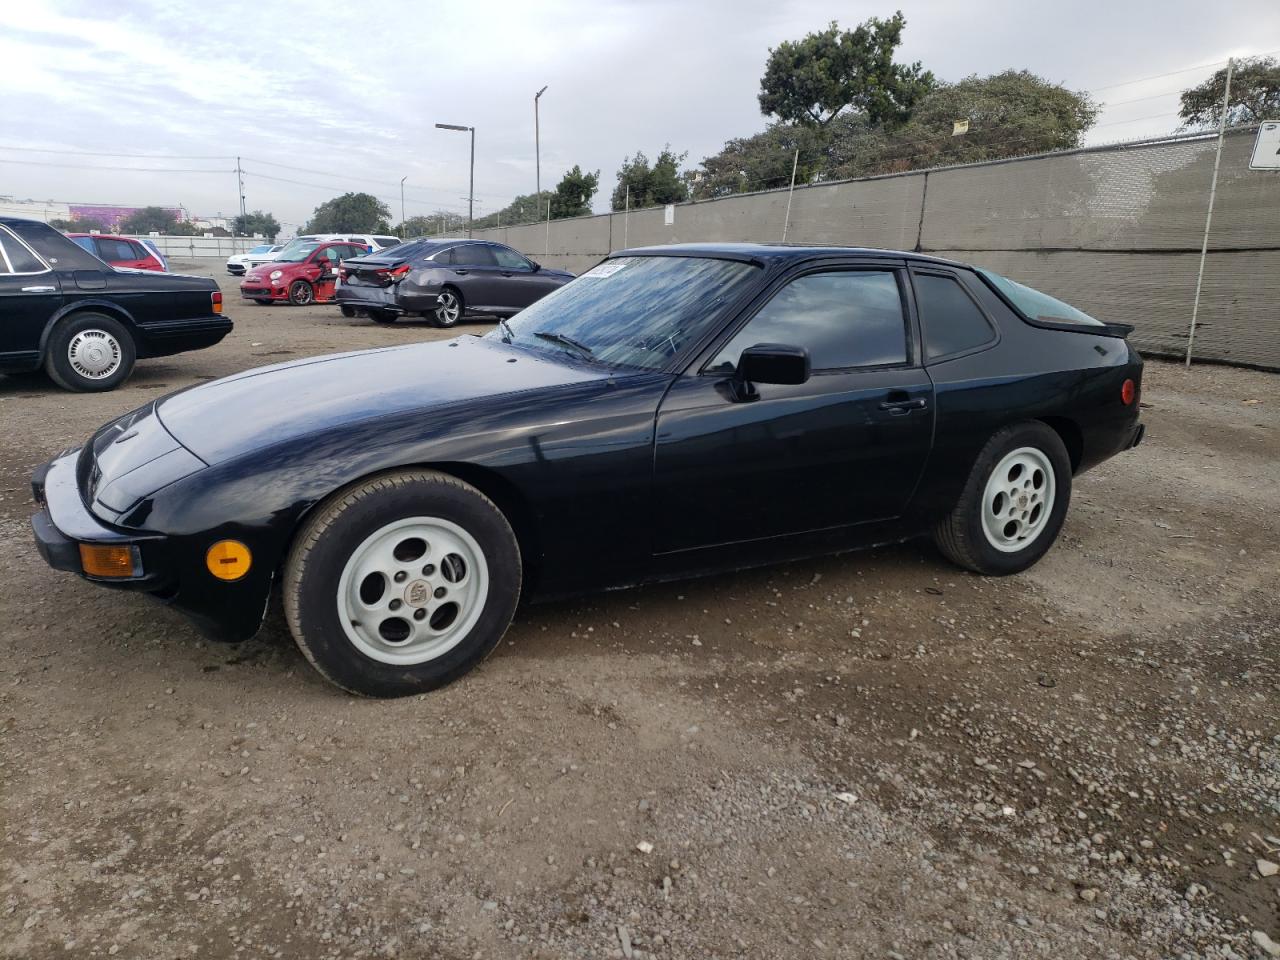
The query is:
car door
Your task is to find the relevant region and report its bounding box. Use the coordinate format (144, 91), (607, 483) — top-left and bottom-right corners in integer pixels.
(651, 262), (934, 555)
(0, 226), (60, 367)
(446, 242), (502, 311)
(488, 243), (546, 312)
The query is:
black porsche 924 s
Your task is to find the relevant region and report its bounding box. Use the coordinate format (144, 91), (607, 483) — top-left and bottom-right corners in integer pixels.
(0, 217), (230, 391)
(32, 244), (1143, 697)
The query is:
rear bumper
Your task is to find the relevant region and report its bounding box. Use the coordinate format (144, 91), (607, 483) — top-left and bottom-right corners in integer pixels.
(135, 315), (233, 359)
(333, 285), (405, 313)
(1128, 422), (1145, 449)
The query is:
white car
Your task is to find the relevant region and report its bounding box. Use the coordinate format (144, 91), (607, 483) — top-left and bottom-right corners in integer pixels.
(227, 243), (281, 276)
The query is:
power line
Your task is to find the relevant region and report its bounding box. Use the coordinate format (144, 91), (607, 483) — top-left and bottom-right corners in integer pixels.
(1083, 47), (1280, 94)
(0, 143), (233, 161)
(241, 168), (473, 213)
(0, 157), (232, 174)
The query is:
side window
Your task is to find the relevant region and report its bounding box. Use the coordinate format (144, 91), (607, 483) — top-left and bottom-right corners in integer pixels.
(455, 243), (496, 267)
(491, 245), (530, 270)
(0, 238), (12, 275)
(97, 238), (133, 262)
(129, 241), (150, 260)
(2, 232), (47, 273)
(710, 270), (908, 372)
(71, 236), (96, 254)
(433, 247), (456, 265)
(913, 272), (996, 360)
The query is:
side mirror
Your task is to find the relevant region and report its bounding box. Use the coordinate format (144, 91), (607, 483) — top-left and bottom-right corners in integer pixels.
(736, 343), (810, 386)
(529, 261), (542, 273)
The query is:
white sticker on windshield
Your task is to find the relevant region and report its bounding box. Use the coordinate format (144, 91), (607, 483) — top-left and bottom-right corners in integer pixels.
(582, 261), (627, 279)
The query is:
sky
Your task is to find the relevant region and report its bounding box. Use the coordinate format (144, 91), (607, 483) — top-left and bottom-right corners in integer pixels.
(2, 0), (1278, 233)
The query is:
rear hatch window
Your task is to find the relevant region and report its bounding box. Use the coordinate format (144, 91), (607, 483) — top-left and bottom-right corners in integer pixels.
(979, 270), (1104, 328)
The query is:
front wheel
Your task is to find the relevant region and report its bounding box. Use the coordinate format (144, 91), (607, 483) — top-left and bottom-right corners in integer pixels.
(289, 280), (315, 306)
(283, 470), (522, 697)
(44, 312), (136, 392)
(933, 422), (1071, 575)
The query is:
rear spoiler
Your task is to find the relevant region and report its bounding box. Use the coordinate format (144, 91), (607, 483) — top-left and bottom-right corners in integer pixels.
(1031, 316), (1134, 339)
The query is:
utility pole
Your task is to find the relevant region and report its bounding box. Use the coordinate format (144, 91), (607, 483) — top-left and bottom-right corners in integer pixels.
(235, 156), (246, 232)
(399, 176), (406, 235)
(623, 184), (630, 248)
(435, 123), (475, 237)
(535, 85), (548, 200)
(1187, 56), (1234, 368)
(782, 148), (800, 242)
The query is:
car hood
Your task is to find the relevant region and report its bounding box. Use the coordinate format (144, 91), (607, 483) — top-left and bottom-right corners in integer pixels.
(154, 336), (612, 464)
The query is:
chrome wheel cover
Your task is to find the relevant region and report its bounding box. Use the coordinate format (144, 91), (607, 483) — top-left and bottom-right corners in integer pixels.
(336, 517), (489, 665)
(980, 447), (1056, 553)
(67, 329), (122, 380)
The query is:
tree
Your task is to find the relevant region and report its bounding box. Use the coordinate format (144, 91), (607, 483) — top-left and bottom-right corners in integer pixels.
(830, 70), (1099, 176)
(551, 165), (599, 219)
(233, 209), (280, 239)
(1179, 56), (1280, 129)
(610, 148), (690, 211)
(400, 212), (468, 237)
(305, 192), (392, 233)
(119, 206), (182, 234)
(758, 13), (934, 129)
(49, 217), (106, 233)
(691, 122), (827, 200)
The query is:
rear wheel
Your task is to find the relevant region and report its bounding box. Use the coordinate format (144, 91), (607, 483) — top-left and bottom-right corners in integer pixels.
(283, 470), (522, 697)
(340, 305), (357, 318)
(432, 287), (463, 327)
(289, 280), (315, 306)
(369, 310), (397, 325)
(44, 312), (136, 392)
(933, 422), (1071, 575)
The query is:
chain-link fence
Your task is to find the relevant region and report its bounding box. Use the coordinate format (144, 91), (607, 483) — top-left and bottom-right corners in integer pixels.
(476, 126), (1280, 370)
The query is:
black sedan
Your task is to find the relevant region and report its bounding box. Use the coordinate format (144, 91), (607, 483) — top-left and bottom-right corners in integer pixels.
(0, 217), (230, 391)
(335, 237), (573, 327)
(31, 243), (1143, 697)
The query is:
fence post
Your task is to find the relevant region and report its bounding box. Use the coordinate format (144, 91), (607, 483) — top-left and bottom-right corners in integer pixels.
(1186, 56), (1234, 368)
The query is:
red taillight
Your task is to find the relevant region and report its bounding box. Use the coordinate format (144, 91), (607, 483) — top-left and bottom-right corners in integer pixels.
(211, 291), (223, 315)
(1120, 378), (1135, 405)
(389, 264), (412, 282)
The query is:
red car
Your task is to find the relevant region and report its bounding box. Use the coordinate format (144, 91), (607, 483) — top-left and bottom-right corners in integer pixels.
(67, 233), (168, 271)
(240, 240), (368, 305)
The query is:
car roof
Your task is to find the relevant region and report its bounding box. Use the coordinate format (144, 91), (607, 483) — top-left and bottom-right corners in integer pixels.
(65, 232), (136, 240)
(609, 242), (971, 271)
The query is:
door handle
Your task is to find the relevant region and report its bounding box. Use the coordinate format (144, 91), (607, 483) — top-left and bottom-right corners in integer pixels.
(501, 271), (513, 277)
(21, 285), (56, 293)
(878, 397), (928, 414)
(453, 269), (469, 275)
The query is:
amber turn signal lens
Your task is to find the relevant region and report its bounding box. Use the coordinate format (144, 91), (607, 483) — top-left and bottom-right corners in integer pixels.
(79, 544), (139, 578)
(211, 291), (223, 314)
(206, 540), (251, 581)
(1120, 378), (1136, 405)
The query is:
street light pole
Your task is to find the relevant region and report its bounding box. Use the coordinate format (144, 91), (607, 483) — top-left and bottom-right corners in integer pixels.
(399, 176), (406, 235)
(535, 85), (548, 200)
(435, 122), (475, 237)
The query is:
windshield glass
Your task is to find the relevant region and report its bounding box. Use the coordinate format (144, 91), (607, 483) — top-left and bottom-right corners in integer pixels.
(274, 241), (322, 263)
(979, 269), (1104, 327)
(494, 255), (760, 371)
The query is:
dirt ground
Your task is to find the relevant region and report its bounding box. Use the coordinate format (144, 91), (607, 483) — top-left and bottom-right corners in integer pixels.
(1, 262), (1278, 960)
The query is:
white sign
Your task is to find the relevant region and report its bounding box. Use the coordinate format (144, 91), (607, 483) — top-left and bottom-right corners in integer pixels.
(1250, 121), (1280, 170)
(664, 204), (675, 226)
(581, 261), (627, 279)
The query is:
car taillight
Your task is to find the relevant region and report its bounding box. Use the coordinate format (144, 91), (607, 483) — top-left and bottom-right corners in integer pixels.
(389, 264), (412, 283)
(1120, 378), (1136, 405)
(211, 291), (223, 314)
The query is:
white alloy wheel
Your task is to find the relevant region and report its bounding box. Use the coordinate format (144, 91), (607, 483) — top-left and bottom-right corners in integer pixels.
(67, 329), (123, 380)
(980, 446), (1056, 553)
(336, 516), (490, 665)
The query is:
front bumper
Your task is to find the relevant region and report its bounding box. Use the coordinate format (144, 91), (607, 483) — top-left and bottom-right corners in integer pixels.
(241, 282), (287, 301)
(31, 451), (272, 642)
(31, 452), (167, 591)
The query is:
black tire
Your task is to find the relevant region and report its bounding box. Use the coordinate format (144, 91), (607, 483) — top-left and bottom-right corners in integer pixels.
(289, 280), (315, 306)
(340, 305), (357, 318)
(283, 469), (522, 698)
(43, 312), (136, 393)
(369, 310), (397, 325)
(431, 286), (464, 327)
(932, 421), (1072, 576)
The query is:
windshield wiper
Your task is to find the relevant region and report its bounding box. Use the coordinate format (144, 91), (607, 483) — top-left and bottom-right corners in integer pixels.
(533, 330), (594, 360)
(497, 318), (515, 343)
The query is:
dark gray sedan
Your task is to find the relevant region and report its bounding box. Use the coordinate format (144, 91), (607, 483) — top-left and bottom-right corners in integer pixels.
(335, 238), (574, 327)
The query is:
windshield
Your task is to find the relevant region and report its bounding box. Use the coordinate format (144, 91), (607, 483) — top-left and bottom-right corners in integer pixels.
(249, 244), (272, 254)
(274, 241), (322, 263)
(494, 255), (760, 371)
(979, 269), (1104, 327)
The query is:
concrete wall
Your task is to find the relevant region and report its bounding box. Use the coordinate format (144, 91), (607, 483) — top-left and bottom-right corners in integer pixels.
(474, 128), (1280, 369)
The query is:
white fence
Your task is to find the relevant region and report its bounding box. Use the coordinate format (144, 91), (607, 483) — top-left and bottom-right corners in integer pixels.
(120, 234), (267, 259)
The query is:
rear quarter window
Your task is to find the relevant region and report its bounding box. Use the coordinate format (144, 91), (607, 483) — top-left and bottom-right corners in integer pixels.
(980, 269), (1104, 328)
(912, 272), (996, 360)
